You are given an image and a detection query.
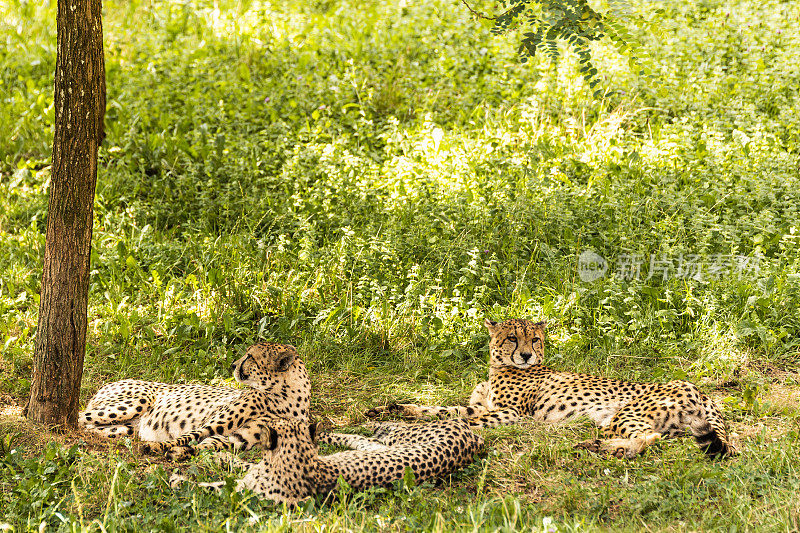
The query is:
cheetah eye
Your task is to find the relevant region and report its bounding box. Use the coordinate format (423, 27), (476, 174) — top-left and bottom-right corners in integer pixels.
(507, 336), (517, 343)
(532, 337), (540, 343)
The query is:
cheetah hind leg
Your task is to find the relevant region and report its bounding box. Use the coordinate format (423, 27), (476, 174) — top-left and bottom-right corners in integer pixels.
(79, 383), (157, 430)
(212, 451), (253, 471)
(318, 419), (412, 451)
(318, 432), (391, 451)
(81, 421), (137, 439)
(170, 452), (254, 489)
(468, 381), (490, 408)
(575, 432), (662, 459)
(169, 473), (227, 491)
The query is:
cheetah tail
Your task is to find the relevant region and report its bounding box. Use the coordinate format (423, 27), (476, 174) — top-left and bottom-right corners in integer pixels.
(693, 394), (735, 458)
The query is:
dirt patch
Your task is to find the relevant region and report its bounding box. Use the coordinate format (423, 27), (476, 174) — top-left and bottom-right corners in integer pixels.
(721, 382), (800, 443)
(0, 402), (131, 456)
(746, 359), (800, 382)
(760, 383), (800, 411)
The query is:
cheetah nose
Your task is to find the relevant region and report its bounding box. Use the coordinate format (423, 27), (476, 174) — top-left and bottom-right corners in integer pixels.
(520, 352), (532, 362)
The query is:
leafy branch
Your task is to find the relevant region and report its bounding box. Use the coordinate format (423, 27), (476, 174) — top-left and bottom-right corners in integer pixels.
(461, 0), (650, 97)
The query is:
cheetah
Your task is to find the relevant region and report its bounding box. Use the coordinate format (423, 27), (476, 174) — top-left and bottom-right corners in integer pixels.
(171, 417), (484, 505)
(80, 343), (310, 460)
(368, 319), (734, 459)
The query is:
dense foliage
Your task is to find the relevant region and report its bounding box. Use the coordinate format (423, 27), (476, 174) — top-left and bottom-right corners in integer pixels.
(490, 0), (649, 96)
(1, 0), (799, 530)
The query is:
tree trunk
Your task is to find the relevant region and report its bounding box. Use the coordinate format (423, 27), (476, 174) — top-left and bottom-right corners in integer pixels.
(26, 0), (105, 428)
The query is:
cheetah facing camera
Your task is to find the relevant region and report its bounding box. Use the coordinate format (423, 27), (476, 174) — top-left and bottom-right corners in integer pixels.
(368, 319), (735, 459)
(79, 343), (310, 460)
(171, 418), (485, 505)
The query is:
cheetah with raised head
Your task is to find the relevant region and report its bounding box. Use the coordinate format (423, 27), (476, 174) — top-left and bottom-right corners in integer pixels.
(80, 343), (310, 460)
(171, 417), (485, 505)
(369, 319), (734, 459)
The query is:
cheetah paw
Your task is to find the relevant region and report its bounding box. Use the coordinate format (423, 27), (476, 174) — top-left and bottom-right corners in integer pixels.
(169, 473), (189, 489)
(140, 441), (166, 455)
(574, 434), (661, 459)
(603, 433), (661, 459)
(166, 445), (195, 462)
(575, 439), (630, 459)
(574, 439), (602, 453)
(365, 403), (403, 419)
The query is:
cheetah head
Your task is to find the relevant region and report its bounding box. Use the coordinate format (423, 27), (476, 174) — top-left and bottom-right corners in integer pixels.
(231, 342), (303, 392)
(243, 418), (323, 504)
(484, 318), (545, 369)
(260, 418), (322, 451)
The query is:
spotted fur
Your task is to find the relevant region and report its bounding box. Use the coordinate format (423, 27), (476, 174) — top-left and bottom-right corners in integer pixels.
(369, 319), (734, 459)
(80, 343), (310, 460)
(172, 418), (484, 505)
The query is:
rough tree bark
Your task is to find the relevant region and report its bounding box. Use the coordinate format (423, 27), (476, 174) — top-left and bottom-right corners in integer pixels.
(26, 0), (106, 428)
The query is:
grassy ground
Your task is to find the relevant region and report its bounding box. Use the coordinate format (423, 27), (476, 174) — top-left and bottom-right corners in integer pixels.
(2, 0), (800, 530)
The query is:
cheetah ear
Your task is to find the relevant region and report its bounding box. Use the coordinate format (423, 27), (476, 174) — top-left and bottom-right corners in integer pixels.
(308, 421), (323, 443)
(267, 427), (279, 450)
(484, 318), (498, 332)
(276, 353), (295, 372)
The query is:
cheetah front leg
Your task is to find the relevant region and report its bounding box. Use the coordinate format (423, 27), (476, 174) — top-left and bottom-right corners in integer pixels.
(365, 379), (492, 421)
(372, 404), (521, 430)
(141, 400), (252, 459)
(366, 379), (491, 421)
(169, 473), (228, 491)
(183, 417), (283, 458)
(150, 416), (294, 461)
(464, 407), (521, 429)
(141, 427), (219, 459)
(365, 401), (520, 430)
(365, 402), (470, 420)
(365, 400), (503, 421)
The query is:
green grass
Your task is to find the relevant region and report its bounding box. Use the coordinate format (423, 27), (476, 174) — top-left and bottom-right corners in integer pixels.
(2, 0), (800, 530)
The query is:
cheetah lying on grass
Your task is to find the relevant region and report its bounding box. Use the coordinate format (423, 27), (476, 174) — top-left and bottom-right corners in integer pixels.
(369, 319), (735, 459)
(171, 418), (485, 505)
(80, 343), (310, 460)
